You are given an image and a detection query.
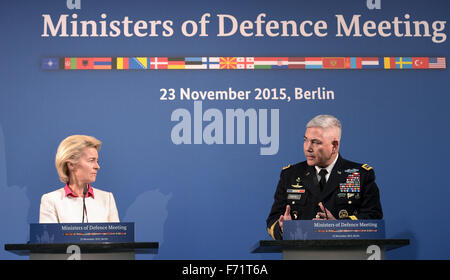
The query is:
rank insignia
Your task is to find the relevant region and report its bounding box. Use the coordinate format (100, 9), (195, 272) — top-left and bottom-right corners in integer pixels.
(282, 164), (291, 170)
(361, 164), (372, 171)
(339, 209), (349, 219)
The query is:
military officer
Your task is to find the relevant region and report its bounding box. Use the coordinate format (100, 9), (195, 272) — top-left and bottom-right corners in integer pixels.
(266, 115), (383, 240)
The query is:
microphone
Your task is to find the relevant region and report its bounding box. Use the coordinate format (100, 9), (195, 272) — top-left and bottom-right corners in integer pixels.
(82, 184), (88, 223)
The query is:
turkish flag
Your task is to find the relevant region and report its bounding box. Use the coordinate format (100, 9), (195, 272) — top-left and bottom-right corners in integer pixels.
(412, 57), (429, 69)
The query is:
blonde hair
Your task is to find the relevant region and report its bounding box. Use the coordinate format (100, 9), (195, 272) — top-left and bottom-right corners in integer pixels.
(55, 135), (102, 183)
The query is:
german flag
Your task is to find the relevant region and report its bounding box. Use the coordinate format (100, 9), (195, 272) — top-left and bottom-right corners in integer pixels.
(168, 57), (185, 69)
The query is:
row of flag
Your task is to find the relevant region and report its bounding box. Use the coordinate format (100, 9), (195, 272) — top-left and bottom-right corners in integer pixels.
(64, 232), (126, 236)
(41, 56), (446, 70)
(318, 229), (377, 233)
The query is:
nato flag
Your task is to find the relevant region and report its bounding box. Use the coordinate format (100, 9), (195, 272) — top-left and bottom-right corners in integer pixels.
(41, 58), (60, 70)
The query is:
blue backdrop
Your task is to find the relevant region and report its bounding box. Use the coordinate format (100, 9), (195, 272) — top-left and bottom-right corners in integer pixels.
(0, 0), (449, 259)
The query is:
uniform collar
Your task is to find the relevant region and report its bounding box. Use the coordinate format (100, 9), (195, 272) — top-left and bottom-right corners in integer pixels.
(64, 184), (95, 198)
(314, 153), (339, 178)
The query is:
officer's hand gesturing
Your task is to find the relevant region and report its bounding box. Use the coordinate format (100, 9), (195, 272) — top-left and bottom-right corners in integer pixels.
(278, 205), (292, 232)
(314, 202), (336, 220)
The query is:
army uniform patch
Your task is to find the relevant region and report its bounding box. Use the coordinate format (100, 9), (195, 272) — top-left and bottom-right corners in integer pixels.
(344, 168), (359, 173)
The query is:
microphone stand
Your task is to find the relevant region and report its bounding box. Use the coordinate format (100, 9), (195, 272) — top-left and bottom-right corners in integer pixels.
(82, 184), (88, 223)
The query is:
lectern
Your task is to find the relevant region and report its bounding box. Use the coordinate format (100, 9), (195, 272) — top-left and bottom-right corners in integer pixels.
(251, 239), (409, 260)
(4, 222), (158, 260)
(5, 242), (158, 260)
(252, 220), (409, 260)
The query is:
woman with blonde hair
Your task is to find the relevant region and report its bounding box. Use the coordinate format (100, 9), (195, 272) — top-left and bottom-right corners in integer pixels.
(39, 135), (119, 223)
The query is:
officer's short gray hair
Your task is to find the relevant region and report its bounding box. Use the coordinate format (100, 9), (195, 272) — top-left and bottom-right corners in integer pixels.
(306, 115), (342, 140)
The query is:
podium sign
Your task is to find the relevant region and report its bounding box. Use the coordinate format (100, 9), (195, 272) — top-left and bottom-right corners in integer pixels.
(30, 223), (134, 244)
(283, 220), (385, 240)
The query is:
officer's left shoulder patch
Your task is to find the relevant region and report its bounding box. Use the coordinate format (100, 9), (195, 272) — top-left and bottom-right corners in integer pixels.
(361, 163), (373, 171)
(282, 164), (292, 171)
